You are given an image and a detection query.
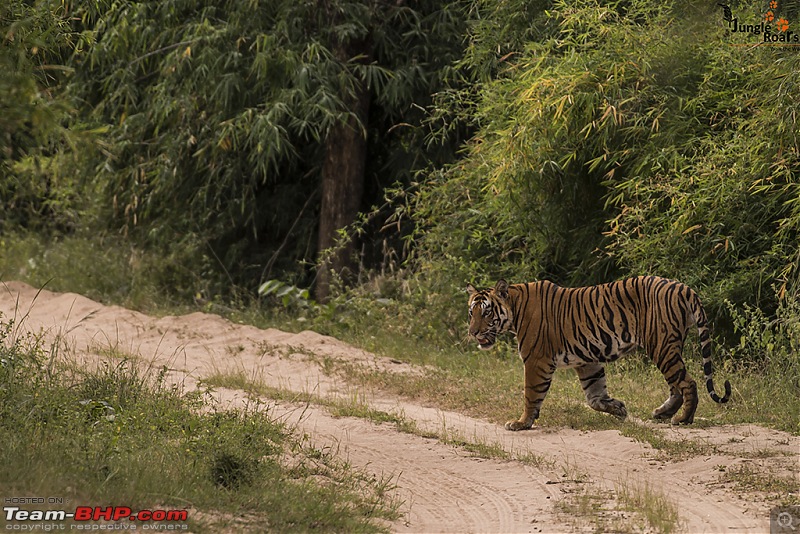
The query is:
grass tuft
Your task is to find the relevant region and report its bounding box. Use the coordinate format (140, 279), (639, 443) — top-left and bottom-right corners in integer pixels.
(615, 476), (683, 534)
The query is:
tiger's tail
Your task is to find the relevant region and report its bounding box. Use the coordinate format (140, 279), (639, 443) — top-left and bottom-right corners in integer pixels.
(691, 293), (731, 404)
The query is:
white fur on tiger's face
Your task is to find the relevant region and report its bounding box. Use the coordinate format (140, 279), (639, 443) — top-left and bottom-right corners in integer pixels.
(467, 280), (513, 350)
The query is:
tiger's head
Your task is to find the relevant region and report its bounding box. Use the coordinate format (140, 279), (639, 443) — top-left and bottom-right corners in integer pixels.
(466, 279), (514, 350)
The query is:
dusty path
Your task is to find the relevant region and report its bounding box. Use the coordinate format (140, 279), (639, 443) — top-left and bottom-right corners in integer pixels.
(1, 281), (797, 533)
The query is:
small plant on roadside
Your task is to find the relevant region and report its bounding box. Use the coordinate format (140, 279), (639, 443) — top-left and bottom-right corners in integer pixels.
(258, 279), (313, 309)
(725, 290), (800, 433)
(615, 476), (683, 534)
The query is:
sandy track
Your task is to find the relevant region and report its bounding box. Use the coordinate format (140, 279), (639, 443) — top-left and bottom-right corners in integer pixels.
(1, 281), (797, 533)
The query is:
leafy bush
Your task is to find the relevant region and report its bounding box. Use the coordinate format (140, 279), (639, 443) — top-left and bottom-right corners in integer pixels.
(727, 291), (800, 370)
(57, 0), (468, 293)
(410, 0), (800, 342)
(724, 291), (800, 432)
(258, 279), (314, 310)
(0, 0), (95, 235)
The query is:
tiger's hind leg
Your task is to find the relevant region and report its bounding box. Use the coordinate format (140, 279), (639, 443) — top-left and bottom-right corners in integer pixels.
(575, 364), (627, 420)
(671, 374), (698, 425)
(652, 386), (683, 420)
(652, 346), (698, 425)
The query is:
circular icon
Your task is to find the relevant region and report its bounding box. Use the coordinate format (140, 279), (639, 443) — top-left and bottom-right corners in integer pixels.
(778, 511), (796, 530)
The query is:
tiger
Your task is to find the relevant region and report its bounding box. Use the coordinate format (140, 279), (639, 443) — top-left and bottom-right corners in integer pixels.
(466, 276), (731, 430)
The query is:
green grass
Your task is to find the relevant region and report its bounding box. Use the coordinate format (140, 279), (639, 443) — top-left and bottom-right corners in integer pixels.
(618, 420), (718, 460)
(0, 232), (197, 313)
(202, 368), (557, 469)
(0, 316), (399, 532)
(556, 472), (682, 534)
(554, 484), (610, 530)
(316, 348), (737, 433)
(615, 477), (683, 534)
(717, 463), (800, 506)
(203, 367), (434, 437)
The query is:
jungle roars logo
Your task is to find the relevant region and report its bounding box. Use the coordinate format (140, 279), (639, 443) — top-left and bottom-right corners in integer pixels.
(718, 0), (799, 44)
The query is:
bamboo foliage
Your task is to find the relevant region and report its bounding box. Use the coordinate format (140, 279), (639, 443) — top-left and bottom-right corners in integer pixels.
(65, 0), (466, 288)
(413, 0), (799, 333)
(3, 0), (798, 333)
(0, 0), (91, 232)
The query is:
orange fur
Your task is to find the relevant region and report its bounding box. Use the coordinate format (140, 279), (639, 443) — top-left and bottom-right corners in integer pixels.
(467, 276), (731, 430)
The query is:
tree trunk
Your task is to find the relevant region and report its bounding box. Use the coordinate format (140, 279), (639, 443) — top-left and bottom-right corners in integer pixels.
(315, 54), (370, 302)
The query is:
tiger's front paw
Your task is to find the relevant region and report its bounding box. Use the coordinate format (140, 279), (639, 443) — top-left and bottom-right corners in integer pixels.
(505, 419), (534, 431)
(607, 399), (628, 420)
(670, 412), (694, 425)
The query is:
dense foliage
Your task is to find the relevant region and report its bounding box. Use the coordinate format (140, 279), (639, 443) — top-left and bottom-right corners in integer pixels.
(1, 0), (798, 348)
(65, 0), (466, 296)
(0, 0), (91, 232)
(411, 0), (800, 338)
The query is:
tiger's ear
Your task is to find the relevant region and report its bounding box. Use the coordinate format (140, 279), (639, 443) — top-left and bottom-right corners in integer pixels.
(466, 283), (478, 295)
(495, 279), (509, 299)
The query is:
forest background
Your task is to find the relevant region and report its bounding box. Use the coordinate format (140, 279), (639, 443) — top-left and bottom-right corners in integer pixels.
(2, 0), (799, 366)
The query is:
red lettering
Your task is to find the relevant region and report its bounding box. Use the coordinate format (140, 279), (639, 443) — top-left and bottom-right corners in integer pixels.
(113, 507), (132, 521)
(74, 505), (188, 523)
(167, 510), (188, 521)
(74, 507), (92, 521)
(94, 507), (114, 521)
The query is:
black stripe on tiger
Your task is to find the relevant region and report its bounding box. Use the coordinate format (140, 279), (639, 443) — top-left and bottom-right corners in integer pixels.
(466, 276), (732, 430)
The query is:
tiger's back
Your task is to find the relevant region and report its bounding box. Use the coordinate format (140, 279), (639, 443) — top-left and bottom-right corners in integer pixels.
(467, 276), (731, 431)
(517, 277), (700, 367)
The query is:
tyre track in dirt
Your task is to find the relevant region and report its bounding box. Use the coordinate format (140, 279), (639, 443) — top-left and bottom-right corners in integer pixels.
(2, 281), (795, 533)
(284, 412), (550, 533)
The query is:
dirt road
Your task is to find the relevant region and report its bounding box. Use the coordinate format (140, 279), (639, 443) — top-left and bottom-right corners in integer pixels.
(1, 281), (797, 533)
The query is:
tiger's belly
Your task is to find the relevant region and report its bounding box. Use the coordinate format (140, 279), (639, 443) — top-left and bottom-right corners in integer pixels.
(554, 341), (638, 369)
(555, 352), (590, 368)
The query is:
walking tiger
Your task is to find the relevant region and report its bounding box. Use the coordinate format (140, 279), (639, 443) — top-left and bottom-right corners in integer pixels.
(466, 276), (731, 430)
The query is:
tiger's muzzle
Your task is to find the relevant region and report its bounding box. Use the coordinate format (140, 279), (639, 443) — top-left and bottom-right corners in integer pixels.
(476, 337), (495, 350)
(470, 329), (496, 350)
